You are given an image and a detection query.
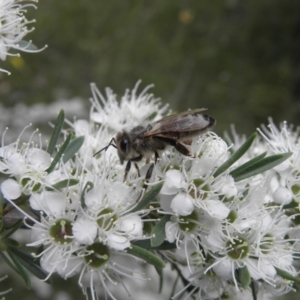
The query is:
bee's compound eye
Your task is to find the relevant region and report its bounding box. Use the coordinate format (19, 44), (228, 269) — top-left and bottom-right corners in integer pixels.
(120, 138), (128, 153)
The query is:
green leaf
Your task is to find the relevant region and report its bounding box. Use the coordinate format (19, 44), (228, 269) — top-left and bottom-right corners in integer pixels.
(151, 215), (171, 247)
(8, 246), (49, 282)
(0, 189), (6, 212)
(156, 266), (163, 291)
(251, 280), (257, 300)
(5, 248), (31, 288)
(131, 239), (177, 250)
(129, 182), (164, 213)
(127, 244), (165, 269)
(229, 152), (267, 177)
(231, 152), (293, 182)
(155, 266), (163, 277)
(275, 267), (300, 282)
(1, 219), (23, 239)
(51, 179), (79, 190)
(47, 110), (65, 155)
(46, 133), (72, 173)
(4, 238), (20, 247)
(237, 265), (251, 289)
(62, 136), (85, 163)
(0, 216), (4, 234)
(0, 250), (19, 272)
(213, 132), (257, 178)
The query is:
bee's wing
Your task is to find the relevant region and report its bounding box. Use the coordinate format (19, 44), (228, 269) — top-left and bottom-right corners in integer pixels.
(144, 108), (215, 140)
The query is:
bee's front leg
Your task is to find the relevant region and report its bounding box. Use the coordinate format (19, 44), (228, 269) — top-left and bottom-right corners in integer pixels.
(124, 160), (131, 182)
(124, 155), (143, 182)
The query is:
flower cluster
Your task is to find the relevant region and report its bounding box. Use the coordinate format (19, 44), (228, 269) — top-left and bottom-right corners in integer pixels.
(0, 0), (46, 74)
(1, 82), (300, 300)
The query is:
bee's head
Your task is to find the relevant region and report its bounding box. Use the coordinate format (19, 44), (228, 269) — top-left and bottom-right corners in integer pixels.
(116, 131), (131, 164)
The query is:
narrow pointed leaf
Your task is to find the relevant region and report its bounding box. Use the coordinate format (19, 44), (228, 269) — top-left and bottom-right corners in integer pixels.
(251, 280), (257, 300)
(237, 265), (251, 289)
(51, 179), (79, 190)
(0, 251), (19, 272)
(214, 132), (257, 177)
(6, 248), (31, 288)
(47, 110), (64, 155)
(231, 152), (292, 182)
(132, 239), (176, 250)
(0, 190), (6, 212)
(8, 246), (49, 281)
(4, 238), (20, 247)
(62, 136), (85, 163)
(155, 266), (163, 290)
(275, 267), (300, 282)
(46, 133), (72, 173)
(127, 245), (165, 268)
(1, 219), (23, 238)
(229, 152), (267, 177)
(0, 216), (4, 234)
(129, 182), (164, 213)
(151, 215), (171, 247)
(155, 266), (163, 277)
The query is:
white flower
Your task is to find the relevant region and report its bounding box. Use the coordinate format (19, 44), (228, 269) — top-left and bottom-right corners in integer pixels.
(170, 193), (194, 216)
(72, 218), (98, 245)
(212, 257), (232, 279)
(1, 178), (21, 199)
(273, 186), (293, 205)
(118, 215), (143, 238)
(191, 132), (229, 164)
(165, 221), (178, 243)
(27, 149), (51, 171)
(212, 175), (237, 199)
(0, 150), (26, 175)
(200, 199), (230, 220)
(0, 0), (46, 74)
(29, 191), (67, 217)
(106, 233), (130, 250)
(0, 137), (62, 195)
(90, 81), (169, 132)
(160, 169), (186, 195)
(78, 248), (143, 300)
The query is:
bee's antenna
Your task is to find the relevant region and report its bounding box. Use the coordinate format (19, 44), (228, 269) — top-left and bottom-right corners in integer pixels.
(93, 138), (117, 157)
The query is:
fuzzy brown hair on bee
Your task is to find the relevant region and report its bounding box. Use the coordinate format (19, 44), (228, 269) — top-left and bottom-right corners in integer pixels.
(94, 108), (216, 185)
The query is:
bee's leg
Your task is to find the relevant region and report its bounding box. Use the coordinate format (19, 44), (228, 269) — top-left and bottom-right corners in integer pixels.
(124, 160), (131, 182)
(144, 163), (155, 189)
(124, 155), (143, 181)
(154, 137), (191, 157)
(173, 142), (191, 156)
(136, 163), (155, 202)
(154, 151), (160, 163)
(134, 163), (141, 177)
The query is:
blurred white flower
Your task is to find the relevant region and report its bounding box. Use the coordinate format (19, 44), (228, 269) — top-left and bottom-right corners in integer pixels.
(0, 0), (46, 74)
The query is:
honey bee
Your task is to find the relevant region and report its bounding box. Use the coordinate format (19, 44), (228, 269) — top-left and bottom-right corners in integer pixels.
(95, 109), (216, 182)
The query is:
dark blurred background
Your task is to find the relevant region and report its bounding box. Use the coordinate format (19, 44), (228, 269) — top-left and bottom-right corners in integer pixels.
(1, 0), (300, 135)
(1, 0), (300, 299)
